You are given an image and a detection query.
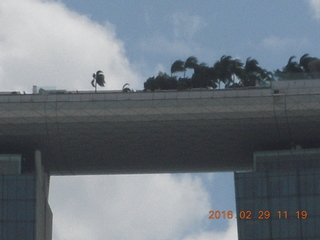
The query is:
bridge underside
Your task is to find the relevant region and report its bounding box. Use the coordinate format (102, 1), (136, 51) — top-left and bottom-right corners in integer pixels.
(0, 80), (319, 175)
(1, 116), (319, 175)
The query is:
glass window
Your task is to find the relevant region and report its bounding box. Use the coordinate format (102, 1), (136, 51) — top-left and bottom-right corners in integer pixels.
(3, 222), (16, 240)
(15, 180), (27, 199)
(279, 219), (290, 237)
(300, 174), (315, 195)
(271, 219), (281, 238)
(25, 221), (35, 240)
(315, 216), (320, 237)
(0, 181), (2, 199)
(286, 219), (300, 238)
(254, 177), (268, 197)
(244, 181), (255, 198)
(15, 201), (25, 221)
(314, 196), (320, 216)
(289, 176), (299, 194)
(242, 198), (256, 213)
(282, 176), (297, 196)
(268, 176), (281, 196)
(25, 200), (35, 221)
(302, 216), (315, 238)
(6, 200), (17, 221)
(254, 198), (268, 214)
(277, 196), (298, 214)
(269, 198), (281, 215)
(300, 196), (315, 215)
(235, 176), (245, 198)
(315, 177), (320, 195)
(254, 219), (270, 239)
(0, 200), (3, 220)
(2, 200), (8, 220)
(14, 222), (24, 239)
(242, 220), (255, 239)
(26, 180), (35, 200)
(3, 180), (16, 199)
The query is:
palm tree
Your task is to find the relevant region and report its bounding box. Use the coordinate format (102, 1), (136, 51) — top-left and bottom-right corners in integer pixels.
(171, 60), (186, 77)
(190, 62), (217, 89)
(276, 56), (304, 80)
(276, 54), (320, 80)
(122, 83), (131, 92)
(91, 70), (105, 92)
(300, 54), (315, 73)
(184, 56), (199, 70)
(308, 58), (320, 78)
(240, 57), (270, 87)
(243, 58), (260, 86)
(214, 55), (240, 88)
(299, 54), (320, 79)
(230, 58), (243, 85)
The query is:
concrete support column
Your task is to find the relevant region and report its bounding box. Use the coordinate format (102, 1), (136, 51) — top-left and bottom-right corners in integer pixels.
(35, 150), (52, 240)
(0, 151), (52, 240)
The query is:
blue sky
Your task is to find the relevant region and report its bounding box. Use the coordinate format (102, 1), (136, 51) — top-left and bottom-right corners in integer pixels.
(1, 0), (320, 239)
(61, 0), (320, 81)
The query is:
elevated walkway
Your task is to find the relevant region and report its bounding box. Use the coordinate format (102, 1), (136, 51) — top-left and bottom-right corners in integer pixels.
(0, 79), (319, 175)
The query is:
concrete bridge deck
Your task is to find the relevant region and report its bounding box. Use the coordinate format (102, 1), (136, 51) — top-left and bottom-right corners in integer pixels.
(1, 79), (320, 175)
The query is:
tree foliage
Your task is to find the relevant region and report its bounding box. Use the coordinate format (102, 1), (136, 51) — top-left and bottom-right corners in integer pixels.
(171, 60), (185, 76)
(91, 70), (105, 92)
(275, 54), (320, 80)
(144, 72), (177, 92)
(144, 54), (320, 91)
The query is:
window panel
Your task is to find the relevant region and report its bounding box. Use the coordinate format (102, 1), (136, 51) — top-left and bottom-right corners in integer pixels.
(254, 177), (267, 197)
(15, 201), (25, 221)
(25, 200), (35, 221)
(314, 196), (320, 216)
(300, 174), (315, 195)
(302, 217), (315, 237)
(26, 180), (35, 199)
(254, 220), (270, 239)
(279, 219), (290, 237)
(300, 196), (315, 215)
(243, 220), (255, 239)
(243, 177), (255, 198)
(271, 219), (281, 238)
(6, 200), (18, 221)
(268, 177), (281, 196)
(286, 219), (300, 238)
(286, 197), (299, 213)
(15, 180), (27, 199)
(25, 221), (35, 240)
(269, 198), (281, 214)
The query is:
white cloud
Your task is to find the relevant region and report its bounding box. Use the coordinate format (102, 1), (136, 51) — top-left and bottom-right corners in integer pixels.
(140, 12), (207, 59)
(182, 219), (238, 240)
(49, 174), (237, 240)
(308, 0), (320, 19)
(0, 0), (142, 92)
(172, 12), (207, 41)
(50, 174), (206, 240)
(261, 36), (309, 50)
(140, 34), (198, 57)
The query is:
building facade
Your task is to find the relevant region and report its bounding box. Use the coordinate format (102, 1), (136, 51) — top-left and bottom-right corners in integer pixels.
(235, 149), (320, 239)
(0, 152), (52, 240)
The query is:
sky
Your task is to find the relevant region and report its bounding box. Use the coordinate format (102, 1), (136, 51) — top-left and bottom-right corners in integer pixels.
(1, 0), (320, 239)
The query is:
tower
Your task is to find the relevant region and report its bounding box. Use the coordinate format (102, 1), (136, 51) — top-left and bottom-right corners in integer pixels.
(235, 149), (320, 239)
(0, 151), (52, 240)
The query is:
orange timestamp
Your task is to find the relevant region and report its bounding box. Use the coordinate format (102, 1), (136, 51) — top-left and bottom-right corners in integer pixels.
(208, 210), (308, 220)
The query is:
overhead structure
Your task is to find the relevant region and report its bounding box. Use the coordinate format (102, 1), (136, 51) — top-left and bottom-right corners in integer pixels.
(0, 79), (320, 175)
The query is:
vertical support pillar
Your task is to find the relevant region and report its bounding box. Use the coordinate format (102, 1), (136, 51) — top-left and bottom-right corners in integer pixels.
(35, 150), (52, 240)
(0, 151), (52, 240)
